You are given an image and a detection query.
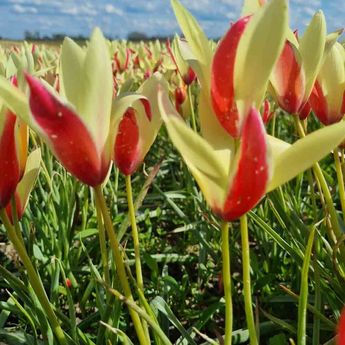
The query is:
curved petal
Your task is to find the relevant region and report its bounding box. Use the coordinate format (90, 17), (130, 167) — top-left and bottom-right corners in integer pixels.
(114, 108), (140, 175)
(309, 80), (330, 125)
(26, 74), (109, 186)
(0, 110), (20, 208)
(211, 16), (250, 137)
(270, 41), (305, 114)
(6, 148), (41, 221)
(222, 108), (270, 221)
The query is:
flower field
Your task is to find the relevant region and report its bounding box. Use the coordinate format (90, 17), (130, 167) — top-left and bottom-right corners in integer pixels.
(0, 0), (345, 344)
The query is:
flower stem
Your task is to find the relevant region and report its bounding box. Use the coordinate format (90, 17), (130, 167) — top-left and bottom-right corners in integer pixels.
(125, 175), (144, 292)
(0, 209), (67, 345)
(333, 148), (345, 222)
(221, 221), (232, 345)
(125, 174), (150, 342)
(93, 186), (148, 345)
(240, 214), (258, 345)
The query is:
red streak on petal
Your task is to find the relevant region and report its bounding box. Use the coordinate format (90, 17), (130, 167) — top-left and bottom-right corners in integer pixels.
(114, 108), (140, 176)
(26, 74), (108, 186)
(0, 112), (20, 208)
(298, 101), (311, 120)
(211, 16), (251, 138)
(222, 108), (269, 221)
(140, 98), (152, 121)
(338, 307), (345, 345)
(309, 80), (344, 125)
(273, 41), (305, 114)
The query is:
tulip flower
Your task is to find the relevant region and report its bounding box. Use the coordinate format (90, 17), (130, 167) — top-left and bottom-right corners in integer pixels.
(309, 42), (345, 125)
(269, 12), (338, 117)
(5, 148), (41, 222)
(113, 73), (165, 176)
(0, 77), (28, 209)
(338, 307), (345, 345)
(167, 0), (345, 221)
(166, 37), (196, 86)
(0, 28), (151, 187)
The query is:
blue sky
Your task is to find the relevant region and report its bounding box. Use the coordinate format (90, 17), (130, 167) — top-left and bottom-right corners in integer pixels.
(0, 0), (343, 40)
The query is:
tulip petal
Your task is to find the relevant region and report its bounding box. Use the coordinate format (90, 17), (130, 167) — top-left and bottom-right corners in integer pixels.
(211, 16), (250, 137)
(114, 108), (140, 175)
(78, 28), (113, 150)
(158, 86), (229, 211)
(235, 0), (288, 116)
(0, 110), (20, 208)
(0, 76), (30, 124)
(26, 74), (108, 186)
(310, 42), (345, 125)
(270, 41), (305, 114)
(299, 11), (326, 102)
(6, 148), (41, 221)
(60, 37), (85, 110)
(241, 0), (265, 16)
(267, 120), (345, 192)
(171, 0), (212, 71)
(222, 108), (270, 221)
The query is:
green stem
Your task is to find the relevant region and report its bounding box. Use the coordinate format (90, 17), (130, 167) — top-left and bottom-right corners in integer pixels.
(240, 214), (258, 345)
(188, 85), (197, 132)
(0, 209), (67, 345)
(93, 186), (148, 345)
(10, 196), (25, 246)
(125, 174), (150, 342)
(221, 221), (232, 345)
(333, 148), (345, 222)
(125, 175), (144, 292)
(94, 195), (111, 294)
(297, 227), (315, 345)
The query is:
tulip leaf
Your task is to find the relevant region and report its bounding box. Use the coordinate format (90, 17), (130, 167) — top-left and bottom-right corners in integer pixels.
(235, 0), (288, 115)
(267, 121), (345, 191)
(299, 11), (326, 101)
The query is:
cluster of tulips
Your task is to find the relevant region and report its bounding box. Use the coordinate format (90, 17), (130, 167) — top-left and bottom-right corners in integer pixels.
(1, 0), (345, 344)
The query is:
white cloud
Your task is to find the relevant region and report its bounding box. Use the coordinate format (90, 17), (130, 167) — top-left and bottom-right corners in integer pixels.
(105, 4), (123, 15)
(13, 4), (37, 13)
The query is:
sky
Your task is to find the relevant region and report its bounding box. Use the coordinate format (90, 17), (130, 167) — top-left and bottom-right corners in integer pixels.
(0, 0), (344, 40)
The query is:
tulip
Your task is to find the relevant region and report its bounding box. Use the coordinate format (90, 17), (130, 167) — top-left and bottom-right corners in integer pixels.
(166, 37), (196, 86)
(0, 77), (28, 209)
(113, 74), (164, 176)
(309, 42), (345, 125)
(338, 307), (345, 345)
(167, 0), (345, 221)
(269, 12), (338, 118)
(0, 28), (151, 187)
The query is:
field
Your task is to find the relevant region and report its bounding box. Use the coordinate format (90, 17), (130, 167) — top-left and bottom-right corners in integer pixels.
(0, 0), (345, 345)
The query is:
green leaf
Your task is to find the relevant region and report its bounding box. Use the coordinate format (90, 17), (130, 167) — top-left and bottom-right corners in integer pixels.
(297, 227), (316, 345)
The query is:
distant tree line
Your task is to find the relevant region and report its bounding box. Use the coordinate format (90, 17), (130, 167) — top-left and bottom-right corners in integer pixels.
(21, 30), (171, 42)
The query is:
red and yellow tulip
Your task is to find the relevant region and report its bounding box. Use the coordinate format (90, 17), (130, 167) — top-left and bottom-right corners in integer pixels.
(163, 0), (345, 221)
(338, 307), (345, 345)
(113, 74), (165, 175)
(309, 42), (345, 125)
(270, 12), (327, 115)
